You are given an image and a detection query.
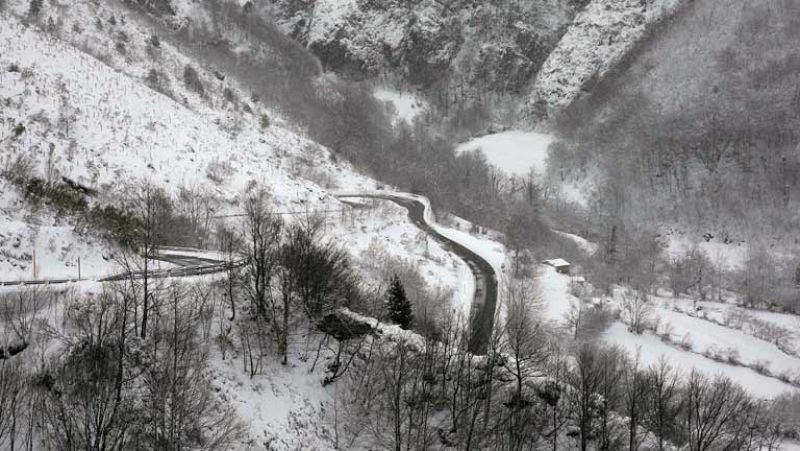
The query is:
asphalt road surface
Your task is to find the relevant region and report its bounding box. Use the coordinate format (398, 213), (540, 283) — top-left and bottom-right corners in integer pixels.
(337, 193), (498, 355)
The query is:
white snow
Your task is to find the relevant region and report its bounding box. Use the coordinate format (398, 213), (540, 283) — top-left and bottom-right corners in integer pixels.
(209, 352), (336, 450)
(531, 0), (685, 114)
(604, 322), (796, 399)
(373, 88), (427, 124)
(333, 199), (472, 319)
(665, 234), (749, 270)
(0, 182), (115, 281)
(554, 230), (598, 254)
(0, 7), (481, 448)
(537, 265), (579, 326)
(307, 0), (360, 44)
(456, 131), (554, 176)
(538, 250), (800, 399)
(543, 258), (570, 268)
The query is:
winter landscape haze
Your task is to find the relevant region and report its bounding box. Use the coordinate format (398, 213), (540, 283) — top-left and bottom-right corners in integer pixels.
(1, 0), (800, 450)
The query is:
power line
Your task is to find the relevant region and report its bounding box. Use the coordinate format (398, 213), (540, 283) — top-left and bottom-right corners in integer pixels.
(213, 208), (350, 219)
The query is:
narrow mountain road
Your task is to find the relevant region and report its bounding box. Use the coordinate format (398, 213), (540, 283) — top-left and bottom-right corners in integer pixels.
(336, 193), (499, 355)
(0, 247), (238, 287)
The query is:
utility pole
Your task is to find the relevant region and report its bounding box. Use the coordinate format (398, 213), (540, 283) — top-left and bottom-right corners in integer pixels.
(32, 247), (37, 280)
(77, 256), (81, 280)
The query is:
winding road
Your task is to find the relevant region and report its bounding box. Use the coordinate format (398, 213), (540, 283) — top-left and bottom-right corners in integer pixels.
(336, 193), (499, 355)
(0, 247), (236, 287)
(1, 195), (499, 353)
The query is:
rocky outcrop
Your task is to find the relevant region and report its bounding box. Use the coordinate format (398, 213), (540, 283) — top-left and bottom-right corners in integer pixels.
(528, 0), (685, 118)
(268, 0), (575, 97)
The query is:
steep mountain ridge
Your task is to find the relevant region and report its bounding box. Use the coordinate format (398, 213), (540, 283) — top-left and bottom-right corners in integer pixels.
(267, 0), (574, 98)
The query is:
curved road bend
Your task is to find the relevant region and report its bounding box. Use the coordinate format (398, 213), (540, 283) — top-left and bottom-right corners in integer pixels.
(0, 249), (237, 287)
(336, 193), (498, 355)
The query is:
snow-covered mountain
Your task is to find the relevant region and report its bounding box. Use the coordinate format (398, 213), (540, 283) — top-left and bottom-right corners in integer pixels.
(0, 1), (509, 447)
(262, 0), (688, 122)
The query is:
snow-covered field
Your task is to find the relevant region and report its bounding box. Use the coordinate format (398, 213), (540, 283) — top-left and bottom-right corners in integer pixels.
(604, 322), (795, 399)
(456, 131), (553, 177)
(537, 261), (800, 399)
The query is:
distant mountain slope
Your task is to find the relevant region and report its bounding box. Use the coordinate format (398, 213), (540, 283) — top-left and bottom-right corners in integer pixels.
(267, 0), (573, 97)
(528, 0), (684, 117)
(551, 0), (800, 236)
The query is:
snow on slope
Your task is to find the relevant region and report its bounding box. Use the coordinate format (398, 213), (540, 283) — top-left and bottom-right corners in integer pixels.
(0, 16), (370, 206)
(210, 352), (336, 450)
(373, 88), (427, 125)
(651, 302), (800, 379)
(456, 131), (554, 177)
(334, 199), (472, 319)
(604, 322), (795, 399)
(538, 255), (800, 398)
(0, 6), (478, 447)
(531, 0), (684, 115)
(538, 265), (579, 325)
(0, 181), (115, 280)
(602, 287), (800, 398)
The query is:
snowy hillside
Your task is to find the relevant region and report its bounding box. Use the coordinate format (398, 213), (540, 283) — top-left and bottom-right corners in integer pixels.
(529, 0), (684, 116)
(0, 2), (514, 448)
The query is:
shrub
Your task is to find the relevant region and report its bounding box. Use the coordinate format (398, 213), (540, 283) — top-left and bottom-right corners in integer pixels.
(725, 347), (740, 365)
(206, 158), (232, 184)
(149, 34), (160, 47)
(20, 177), (89, 214)
(222, 87), (237, 105)
(752, 360), (772, 376)
(679, 334), (693, 351)
(183, 65), (204, 96)
(260, 113), (270, 129)
(87, 204), (141, 245)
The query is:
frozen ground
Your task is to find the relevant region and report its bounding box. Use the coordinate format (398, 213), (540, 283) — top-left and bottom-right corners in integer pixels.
(456, 131), (554, 177)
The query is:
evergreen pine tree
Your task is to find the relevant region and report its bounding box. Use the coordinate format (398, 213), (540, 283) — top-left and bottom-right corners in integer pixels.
(385, 274), (413, 330)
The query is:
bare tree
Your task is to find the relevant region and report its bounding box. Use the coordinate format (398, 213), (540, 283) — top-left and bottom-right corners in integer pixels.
(178, 183), (218, 247)
(115, 181), (173, 339)
(682, 371), (751, 451)
(644, 358), (683, 451)
(621, 288), (653, 334)
(215, 221), (241, 321)
(242, 187), (282, 319)
(623, 353), (650, 451)
(35, 290), (133, 451)
(501, 280), (549, 405)
(568, 344), (625, 451)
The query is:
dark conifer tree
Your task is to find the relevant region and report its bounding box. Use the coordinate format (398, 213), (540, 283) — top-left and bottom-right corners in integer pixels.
(385, 274), (413, 330)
